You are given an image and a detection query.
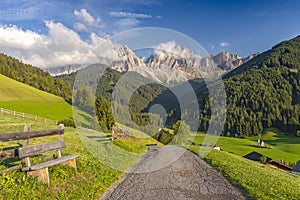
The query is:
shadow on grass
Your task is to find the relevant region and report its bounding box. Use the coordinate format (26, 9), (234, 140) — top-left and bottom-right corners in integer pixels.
(243, 144), (262, 148)
(77, 112), (93, 123)
(96, 140), (111, 144)
(87, 135), (111, 139)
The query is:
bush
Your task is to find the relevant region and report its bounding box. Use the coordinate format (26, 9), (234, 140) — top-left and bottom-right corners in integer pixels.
(153, 129), (173, 144)
(296, 130), (300, 137)
(259, 156), (267, 164)
(57, 118), (76, 128)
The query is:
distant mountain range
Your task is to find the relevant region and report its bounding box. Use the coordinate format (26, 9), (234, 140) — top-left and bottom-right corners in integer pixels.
(45, 44), (258, 82)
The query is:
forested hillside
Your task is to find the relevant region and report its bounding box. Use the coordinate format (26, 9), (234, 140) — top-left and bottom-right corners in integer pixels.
(56, 36), (300, 138)
(197, 36), (300, 136)
(0, 53), (72, 101)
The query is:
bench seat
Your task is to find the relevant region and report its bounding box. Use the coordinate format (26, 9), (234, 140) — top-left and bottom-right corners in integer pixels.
(22, 154), (80, 171)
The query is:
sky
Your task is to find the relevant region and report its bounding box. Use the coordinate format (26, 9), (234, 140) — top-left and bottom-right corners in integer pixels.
(0, 0), (300, 68)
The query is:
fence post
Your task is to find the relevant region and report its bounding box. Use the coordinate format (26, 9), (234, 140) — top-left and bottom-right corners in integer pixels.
(0, 108), (2, 114)
(23, 125), (31, 167)
(13, 110), (16, 116)
(57, 124), (64, 158)
(44, 118), (47, 123)
(23, 113), (25, 118)
(35, 116), (37, 121)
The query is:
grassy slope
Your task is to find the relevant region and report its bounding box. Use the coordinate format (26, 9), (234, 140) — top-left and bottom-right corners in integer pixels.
(0, 74), (74, 120)
(78, 123), (162, 172)
(0, 114), (160, 199)
(0, 101), (73, 120)
(192, 128), (300, 163)
(0, 74), (63, 101)
(189, 148), (300, 200)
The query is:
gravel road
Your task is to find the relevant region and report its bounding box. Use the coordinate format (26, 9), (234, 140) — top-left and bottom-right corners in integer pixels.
(100, 146), (247, 200)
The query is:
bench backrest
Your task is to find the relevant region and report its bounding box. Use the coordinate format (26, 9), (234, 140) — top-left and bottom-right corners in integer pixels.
(0, 127), (65, 168)
(18, 140), (65, 159)
(0, 129), (64, 142)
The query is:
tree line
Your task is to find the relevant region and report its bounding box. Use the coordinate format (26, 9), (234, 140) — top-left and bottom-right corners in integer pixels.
(0, 53), (72, 102)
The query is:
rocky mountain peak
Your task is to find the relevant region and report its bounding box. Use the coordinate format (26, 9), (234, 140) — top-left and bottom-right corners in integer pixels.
(47, 43), (258, 83)
(110, 45), (146, 71)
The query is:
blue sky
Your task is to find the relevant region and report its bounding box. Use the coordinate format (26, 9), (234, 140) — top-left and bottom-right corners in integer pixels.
(0, 0), (299, 67)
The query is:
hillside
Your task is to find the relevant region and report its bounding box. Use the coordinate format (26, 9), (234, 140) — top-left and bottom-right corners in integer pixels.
(0, 53), (72, 101)
(167, 35), (300, 137)
(192, 128), (300, 164)
(0, 74), (63, 101)
(57, 36), (300, 138)
(149, 35), (300, 136)
(0, 74), (74, 120)
(58, 66), (167, 129)
(189, 148), (300, 200)
(219, 36), (300, 136)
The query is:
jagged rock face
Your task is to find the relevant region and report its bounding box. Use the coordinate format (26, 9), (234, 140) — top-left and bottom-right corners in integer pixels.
(47, 43), (257, 83)
(110, 46), (146, 71)
(108, 45), (258, 83)
(145, 50), (203, 81)
(212, 52), (258, 73)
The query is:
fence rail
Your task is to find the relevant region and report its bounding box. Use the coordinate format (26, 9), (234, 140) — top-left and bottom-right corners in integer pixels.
(0, 108), (57, 124)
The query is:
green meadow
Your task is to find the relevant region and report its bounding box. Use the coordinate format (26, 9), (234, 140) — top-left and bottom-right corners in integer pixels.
(192, 128), (300, 163)
(0, 74), (74, 121)
(0, 101), (73, 120)
(0, 113), (159, 199)
(0, 74), (95, 128)
(0, 74), (63, 101)
(189, 148), (300, 200)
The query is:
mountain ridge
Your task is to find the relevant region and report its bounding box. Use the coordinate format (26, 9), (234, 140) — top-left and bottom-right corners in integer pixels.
(46, 44), (257, 80)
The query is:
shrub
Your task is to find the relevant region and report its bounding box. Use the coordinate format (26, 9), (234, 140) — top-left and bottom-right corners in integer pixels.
(259, 156), (267, 164)
(57, 118), (76, 128)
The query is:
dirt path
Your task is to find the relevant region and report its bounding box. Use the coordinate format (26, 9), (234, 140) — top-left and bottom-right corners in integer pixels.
(100, 146), (247, 200)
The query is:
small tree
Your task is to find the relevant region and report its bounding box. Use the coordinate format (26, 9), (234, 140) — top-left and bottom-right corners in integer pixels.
(95, 95), (115, 133)
(259, 156), (267, 164)
(172, 120), (191, 145)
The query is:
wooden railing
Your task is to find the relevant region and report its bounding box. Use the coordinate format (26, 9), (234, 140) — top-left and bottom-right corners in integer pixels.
(0, 108), (56, 124)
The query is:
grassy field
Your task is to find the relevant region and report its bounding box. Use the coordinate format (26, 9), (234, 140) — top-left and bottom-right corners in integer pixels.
(189, 147), (300, 200)
(0, 114), (160, 199)
(0, 101), (73, 120)
(192, 128), (300, 164)
(78, 123), (162, 172)
(0, 74), (63, 101)
(0, 74), (94, 126)
(0, 74), (75, 121)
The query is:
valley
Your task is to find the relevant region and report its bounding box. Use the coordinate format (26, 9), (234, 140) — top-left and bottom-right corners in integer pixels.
(0, 32), (299, 200)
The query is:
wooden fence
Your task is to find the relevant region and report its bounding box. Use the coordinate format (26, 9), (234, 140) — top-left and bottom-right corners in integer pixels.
(0, 108), (56, 124)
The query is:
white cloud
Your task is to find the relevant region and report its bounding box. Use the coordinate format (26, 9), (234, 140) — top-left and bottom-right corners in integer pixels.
(220, 41), (230, 47)
(0, 21), (120, 68)
(109, 11), (152, 18)
(114, 18), (141, 29)
(74, 9), (101, 27)
(73, 22), (87, 31)
(153, 41), (199, 59)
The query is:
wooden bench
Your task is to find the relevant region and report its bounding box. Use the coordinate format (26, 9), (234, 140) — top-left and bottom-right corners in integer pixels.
(0, 125), (80, 185)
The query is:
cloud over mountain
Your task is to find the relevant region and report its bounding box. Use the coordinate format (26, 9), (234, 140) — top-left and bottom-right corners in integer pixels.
(0, 21), (119, 68)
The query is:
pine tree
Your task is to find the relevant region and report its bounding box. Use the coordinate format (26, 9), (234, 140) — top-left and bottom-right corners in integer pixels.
(95, 95), (115, 133)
